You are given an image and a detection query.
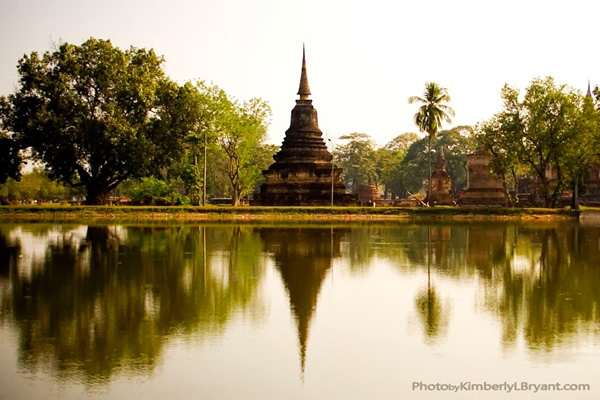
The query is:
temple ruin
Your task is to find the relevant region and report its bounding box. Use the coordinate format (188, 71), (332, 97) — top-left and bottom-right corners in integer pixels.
(357, 184), (381, 205)
(254, 47), (353, 206)
(426, 148), (454, 206)
(584, 163), (600, 205)
(457, 150), (507, 206)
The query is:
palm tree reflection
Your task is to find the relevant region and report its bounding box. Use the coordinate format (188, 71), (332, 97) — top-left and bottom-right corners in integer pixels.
(414, 226), (450, 343)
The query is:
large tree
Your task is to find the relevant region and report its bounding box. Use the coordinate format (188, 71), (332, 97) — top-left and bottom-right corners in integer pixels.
(174, 81), (231, 205)
(334, 132), (377, 193)
(375, 132), (420, 198)
(217, 97), (271, 206)
(408, 82), (455, 205)
(478, 77), (592, 207)
(477, 115), (524, 206)
(565, 93), (600, 208)
(0, 38), (190, 204)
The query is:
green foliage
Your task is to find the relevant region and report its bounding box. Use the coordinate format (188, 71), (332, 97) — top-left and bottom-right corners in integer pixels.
(478, 77), (597, 207)
(385, 132), (420, 153)
(565, 94), (600, 200)
(217, 97), (272, 205)
(121, 177), (189, 205)
(206, 147), (232, 198)
(0, 169), (70, 204)
(372, 133), (419, 198)
(0, 225), (264, 381)
(331, 128), (471, 200)
(178, 81), (235, 205)
(436, 126), (476, 194)
(334, 133), (377, 193)
(408, 83), (455, 138)
(376, 133), (414, 197)
(0, 205), (575, 220)
(399, 137), (429, 196)
(164, 82), (272, 206)
(0, 38), (190, 205)
(394, 127), (474, 197)
(408, 82), (455, 204)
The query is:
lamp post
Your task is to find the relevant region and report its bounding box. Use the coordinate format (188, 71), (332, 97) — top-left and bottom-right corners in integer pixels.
(328, 138), (334, 206)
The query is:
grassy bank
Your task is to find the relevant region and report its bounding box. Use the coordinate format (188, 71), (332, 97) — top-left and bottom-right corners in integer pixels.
(0, 205), (579, 222)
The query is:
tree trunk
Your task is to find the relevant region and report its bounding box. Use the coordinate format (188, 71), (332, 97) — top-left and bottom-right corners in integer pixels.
(427, 135), (432, 206)
(571, 177), (579, 210)
(549, 163), (564, 208)
(511, 168), (519, 207)
(202, 129), (207, 206)
(231, 184), (240, 206)
(85, 182), (107, 205)
(539, 177), (551, 208)
(193, 152), (200, 205)
(500, 171), (512, 207)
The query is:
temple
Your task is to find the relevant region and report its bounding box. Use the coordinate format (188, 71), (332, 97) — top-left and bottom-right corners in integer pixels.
(457, 150), (507, 206)
(357, 184), (381, 205)
(426, 148), (454, 206)
(254, 46), (353, 206)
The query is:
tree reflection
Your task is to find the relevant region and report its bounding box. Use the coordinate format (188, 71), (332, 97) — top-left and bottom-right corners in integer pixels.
(414, 227), (451, 343)
(0, 224), (265, 383)
(258, 227), (346, 377)
(414, 286), (450, 343)
(0, 225), (20, 319)
(336, 222), (600, 354)
(486, 224), (600, 353)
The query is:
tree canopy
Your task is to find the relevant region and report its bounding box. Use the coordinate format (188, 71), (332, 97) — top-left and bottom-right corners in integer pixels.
(334, 133), (377, 193)
(217, 97), (272, 205)
(477, 77), (598, 207)
(0, 38), (191, 204)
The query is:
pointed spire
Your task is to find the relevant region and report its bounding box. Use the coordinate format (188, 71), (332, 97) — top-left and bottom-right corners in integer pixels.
(297, 44), (311, 100)
(436, 147), (446, 170)
(298, 316), (308, 379)
(587, 80), (592, 98)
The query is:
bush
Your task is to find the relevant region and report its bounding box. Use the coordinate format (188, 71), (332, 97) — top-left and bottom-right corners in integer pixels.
(122, 177), (175, 205)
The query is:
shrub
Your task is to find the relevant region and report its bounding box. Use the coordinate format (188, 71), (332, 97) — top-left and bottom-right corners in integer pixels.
(122, 177), (175, 205)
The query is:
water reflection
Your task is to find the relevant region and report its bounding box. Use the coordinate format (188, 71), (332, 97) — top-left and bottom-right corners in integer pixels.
(482, 225), (600, 353)
(0, 224), (266, 383)
(414, 227), (452, 343)
(258, 227), (346, 375)
(0, 221), (600, 391)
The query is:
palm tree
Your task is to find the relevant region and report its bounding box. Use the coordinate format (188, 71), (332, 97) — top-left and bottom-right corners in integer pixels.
(408, 82), (455, 205)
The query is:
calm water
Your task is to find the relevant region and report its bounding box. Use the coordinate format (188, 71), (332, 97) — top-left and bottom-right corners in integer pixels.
(0, 221), (599, 399)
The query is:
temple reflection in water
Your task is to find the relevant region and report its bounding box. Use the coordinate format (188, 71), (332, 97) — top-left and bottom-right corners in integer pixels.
(258, 227), (346, 375)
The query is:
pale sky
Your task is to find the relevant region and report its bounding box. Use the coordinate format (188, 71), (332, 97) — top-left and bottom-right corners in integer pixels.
(1, 0), (599, 146)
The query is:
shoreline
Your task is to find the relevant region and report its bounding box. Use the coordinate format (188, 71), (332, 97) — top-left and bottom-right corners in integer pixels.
(0, 205), (581, 222)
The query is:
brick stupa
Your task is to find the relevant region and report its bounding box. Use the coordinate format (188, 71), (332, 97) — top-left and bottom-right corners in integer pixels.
(254, 47), (353, 206)
(427, 148), (454, 206)
(457, 150), (506, 206)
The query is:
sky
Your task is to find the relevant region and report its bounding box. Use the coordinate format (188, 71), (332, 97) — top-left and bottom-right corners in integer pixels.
(1, 0), (599, 147)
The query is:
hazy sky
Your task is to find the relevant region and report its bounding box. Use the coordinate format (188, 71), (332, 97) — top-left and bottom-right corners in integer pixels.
(1, 0), (599, 146)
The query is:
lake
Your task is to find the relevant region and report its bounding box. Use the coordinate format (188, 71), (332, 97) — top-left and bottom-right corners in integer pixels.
(0, 221), (599, 399)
